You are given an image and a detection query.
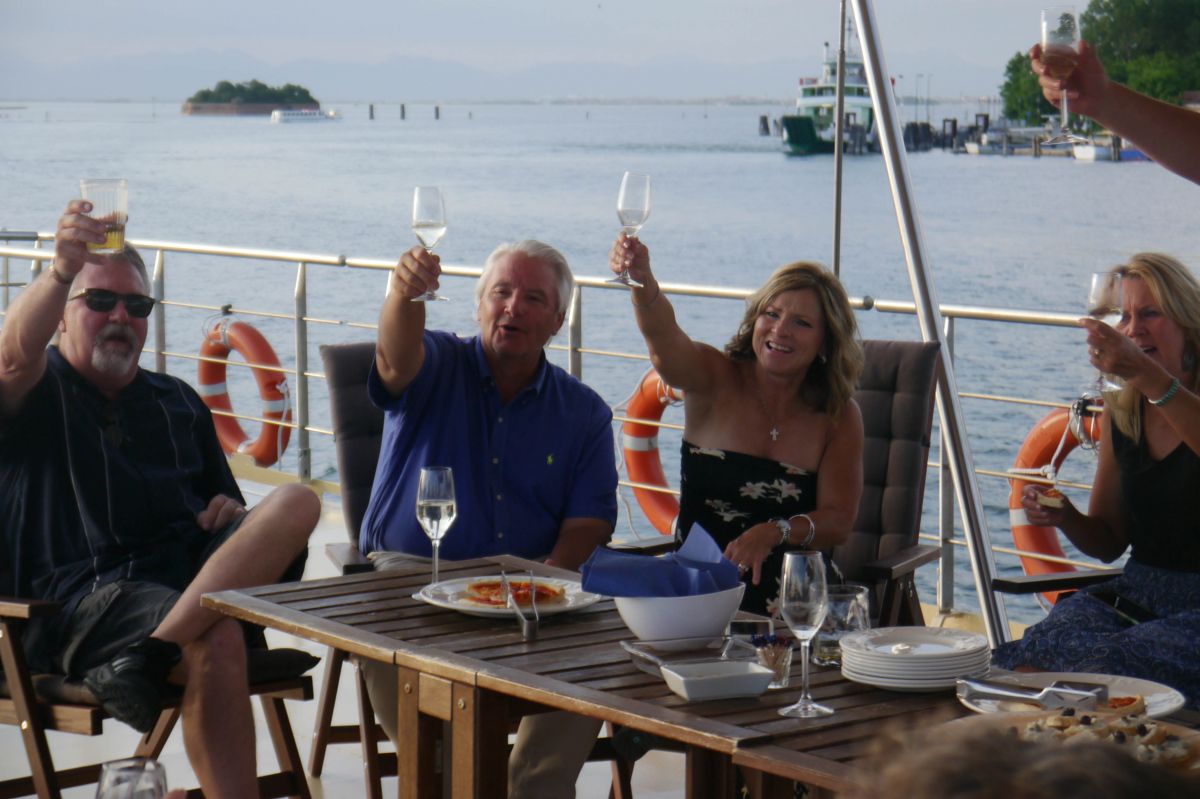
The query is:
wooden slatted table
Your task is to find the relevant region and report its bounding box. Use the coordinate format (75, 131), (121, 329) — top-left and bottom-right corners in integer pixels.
(203, 555), (993, 798)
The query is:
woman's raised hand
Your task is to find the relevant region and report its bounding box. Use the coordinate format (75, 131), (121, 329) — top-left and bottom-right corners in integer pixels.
(609, 233), (653, 287)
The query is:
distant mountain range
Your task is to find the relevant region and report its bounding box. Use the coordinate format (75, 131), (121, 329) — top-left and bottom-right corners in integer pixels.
(0, 49), (1004, 104)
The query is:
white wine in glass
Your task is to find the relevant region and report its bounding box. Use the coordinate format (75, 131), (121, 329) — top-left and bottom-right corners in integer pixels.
(609, 172), (650, 288)
(1086, 271), (1124, 395)
(411, 186), (449, 302)
(777, 551), (833, 718)
(416, 466), (456, 585)
(1041, 6), (1088, 146)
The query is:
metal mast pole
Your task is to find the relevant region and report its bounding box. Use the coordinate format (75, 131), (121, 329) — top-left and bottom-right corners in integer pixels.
(849, 0), (1010, 645)
(832, 0), (847, 277)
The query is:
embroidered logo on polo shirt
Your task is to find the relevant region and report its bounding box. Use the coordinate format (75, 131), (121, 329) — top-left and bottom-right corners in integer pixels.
(546, 454), (555, 465)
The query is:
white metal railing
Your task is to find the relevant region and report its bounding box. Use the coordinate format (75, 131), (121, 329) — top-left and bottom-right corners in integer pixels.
(0, 234), (1104, 617)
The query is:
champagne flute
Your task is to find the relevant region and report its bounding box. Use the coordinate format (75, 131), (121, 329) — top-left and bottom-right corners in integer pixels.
(777, 551), (833, 718)
(609, 172), (649, 288)
(95, 757), (167, 799)
(1086, 271), (1124, 395)
(411, 186), (449, 302)
(1041, 6), (1088, 146)
(416, 466), (456, 585)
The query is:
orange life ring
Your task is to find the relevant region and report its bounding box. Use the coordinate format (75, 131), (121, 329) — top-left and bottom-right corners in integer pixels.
(621, 369), (683, 535)
(1008, 403), (1102, 605)
(197, 319), (292, 467)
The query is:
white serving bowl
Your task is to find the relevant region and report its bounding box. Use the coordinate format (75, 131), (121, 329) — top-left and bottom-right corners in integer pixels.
(660, 660), (774, 701)
(613, 583), (745, 642)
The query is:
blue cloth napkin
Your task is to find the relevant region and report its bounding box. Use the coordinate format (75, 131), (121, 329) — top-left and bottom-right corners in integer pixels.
(579, 526), (741, 597)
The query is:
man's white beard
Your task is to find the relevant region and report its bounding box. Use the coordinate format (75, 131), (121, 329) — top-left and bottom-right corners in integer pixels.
(91, 324), (139, 376)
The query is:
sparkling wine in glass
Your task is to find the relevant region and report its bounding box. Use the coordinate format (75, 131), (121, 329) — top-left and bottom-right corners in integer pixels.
(416, 466), (456, 584)
(609, 172), (650, 288)
(411, 186), (449, 302)
(777, 551), (833, 718)
(95, 757), (168, 799)
(1041, 6), (1088, 146)
(1086, 271), (1124, 395)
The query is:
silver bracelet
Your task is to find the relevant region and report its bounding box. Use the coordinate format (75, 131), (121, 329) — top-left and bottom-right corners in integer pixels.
(792, 514), (816, 548)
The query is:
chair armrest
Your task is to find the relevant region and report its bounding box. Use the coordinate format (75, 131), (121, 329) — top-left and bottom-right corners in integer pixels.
(325, 543), (374, 575)
(991, 568), (1122, 595)
(859, 544), (941, 581)
(0, 596), (59, 620)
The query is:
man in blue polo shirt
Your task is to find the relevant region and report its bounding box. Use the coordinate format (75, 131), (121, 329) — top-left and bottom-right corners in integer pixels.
(360, 239), (617, 798)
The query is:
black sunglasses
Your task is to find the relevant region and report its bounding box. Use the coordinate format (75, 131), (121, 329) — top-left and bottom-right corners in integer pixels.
(69, 288), (156, 319)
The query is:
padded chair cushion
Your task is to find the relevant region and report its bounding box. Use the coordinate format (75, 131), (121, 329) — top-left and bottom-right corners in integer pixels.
(319, 342), (385, 541)
(833, 340), (940, 580)
(0, 648), (318, 705)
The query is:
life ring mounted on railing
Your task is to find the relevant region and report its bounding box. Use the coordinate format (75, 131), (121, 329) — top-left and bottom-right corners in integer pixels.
(1007, 397), (1102, 606)
(197, 317), (292, 467)
(621, 368), (684, 536)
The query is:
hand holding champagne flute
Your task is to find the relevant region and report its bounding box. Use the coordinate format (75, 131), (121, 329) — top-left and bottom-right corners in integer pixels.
(1086, 271), (1124, 395)
(416, 466), (456, 585)
(411, 186), (449, 301)
(609, 172), (650, 288)
(1041, 6), (1088, 145)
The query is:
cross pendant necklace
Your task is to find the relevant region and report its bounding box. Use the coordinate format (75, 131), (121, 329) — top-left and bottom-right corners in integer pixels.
(769, 426), (780, 442)
(754, 381), (783, 443)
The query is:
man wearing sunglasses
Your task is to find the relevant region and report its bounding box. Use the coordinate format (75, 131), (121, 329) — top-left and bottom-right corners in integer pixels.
(0, 200), (320, 797)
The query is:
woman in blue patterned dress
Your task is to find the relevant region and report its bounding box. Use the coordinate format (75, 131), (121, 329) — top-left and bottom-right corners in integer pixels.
(608, 234), (864, 616)
(994, 253), (1200, 707)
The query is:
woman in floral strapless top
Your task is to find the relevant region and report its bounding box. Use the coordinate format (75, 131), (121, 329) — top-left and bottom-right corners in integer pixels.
(609, 234), (863, 617)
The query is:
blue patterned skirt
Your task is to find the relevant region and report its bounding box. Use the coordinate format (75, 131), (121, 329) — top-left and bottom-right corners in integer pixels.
(992, 559), (1200, 708)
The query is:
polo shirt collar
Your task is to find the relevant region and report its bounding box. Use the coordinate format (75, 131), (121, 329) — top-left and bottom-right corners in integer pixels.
(471, 335), (550, 397)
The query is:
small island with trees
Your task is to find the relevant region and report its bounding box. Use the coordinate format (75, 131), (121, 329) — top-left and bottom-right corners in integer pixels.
(182, 80), (320, 116)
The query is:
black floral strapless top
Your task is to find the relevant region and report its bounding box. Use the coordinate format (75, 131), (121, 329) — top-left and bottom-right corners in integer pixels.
(676, 440), (821, 617)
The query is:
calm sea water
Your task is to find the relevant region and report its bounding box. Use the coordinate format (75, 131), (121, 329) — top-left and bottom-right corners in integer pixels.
(4, 101), (1199, 621)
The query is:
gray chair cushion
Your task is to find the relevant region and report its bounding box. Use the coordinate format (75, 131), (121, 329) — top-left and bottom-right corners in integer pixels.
(833, 339), (940, 579)
(319, 342), (385, 543)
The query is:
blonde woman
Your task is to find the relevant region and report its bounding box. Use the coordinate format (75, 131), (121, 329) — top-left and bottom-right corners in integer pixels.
(997, 253), (1200, 707)
(610, 234), (864, 615)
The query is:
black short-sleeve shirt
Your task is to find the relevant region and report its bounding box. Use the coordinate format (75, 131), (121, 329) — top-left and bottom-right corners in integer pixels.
(0, 347), (242, 617)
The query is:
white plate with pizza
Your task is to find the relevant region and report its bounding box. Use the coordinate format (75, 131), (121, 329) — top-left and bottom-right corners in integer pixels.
(414, 575), (602, 617)
(958, 670), (1186, 718)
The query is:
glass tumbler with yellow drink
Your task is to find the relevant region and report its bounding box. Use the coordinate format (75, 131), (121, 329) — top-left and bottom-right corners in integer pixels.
(79, 179), (129, 254)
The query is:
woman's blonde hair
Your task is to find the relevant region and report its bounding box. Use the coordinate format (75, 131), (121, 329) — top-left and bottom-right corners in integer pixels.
(724, 261), (863, 417)
(1108, 253), (1200, 440)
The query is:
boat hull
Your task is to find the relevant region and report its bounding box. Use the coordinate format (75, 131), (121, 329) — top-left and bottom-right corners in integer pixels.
(780, 115), (834, 156)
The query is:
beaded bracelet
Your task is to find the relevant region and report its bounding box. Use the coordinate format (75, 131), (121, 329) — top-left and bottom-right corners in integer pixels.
(1149, 377), (1180, 407)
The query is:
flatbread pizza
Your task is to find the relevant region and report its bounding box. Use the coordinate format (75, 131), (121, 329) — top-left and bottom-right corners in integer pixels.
(461, 578), (567, 608)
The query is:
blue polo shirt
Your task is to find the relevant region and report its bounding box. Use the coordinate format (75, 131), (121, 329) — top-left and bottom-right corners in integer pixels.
(359, 331), (617, 561)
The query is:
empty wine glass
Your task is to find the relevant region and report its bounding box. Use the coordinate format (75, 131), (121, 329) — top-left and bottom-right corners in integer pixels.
(1086, 271), (1124, 395)
(1041, 6), (1088, 146)
(609, 172), (650, 288)
(416, 466), (456, 584)
(95, 757), (167, 799)
(777, 551), (832, 718)
(411, 186), (448, 302)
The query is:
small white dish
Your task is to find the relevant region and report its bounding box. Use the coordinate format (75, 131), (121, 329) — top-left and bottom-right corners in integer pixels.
(659, 660), (774, 701)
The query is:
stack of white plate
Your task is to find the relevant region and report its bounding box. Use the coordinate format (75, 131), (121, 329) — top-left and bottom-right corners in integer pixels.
(839, 627), (990, 691)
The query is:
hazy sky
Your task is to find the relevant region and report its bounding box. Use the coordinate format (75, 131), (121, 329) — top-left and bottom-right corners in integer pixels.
(5, 0), (1061, 99)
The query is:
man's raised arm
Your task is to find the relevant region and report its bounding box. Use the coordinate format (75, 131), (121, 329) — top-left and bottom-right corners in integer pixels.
(0, 201), (104, 416)
(375, 246), (442, 396)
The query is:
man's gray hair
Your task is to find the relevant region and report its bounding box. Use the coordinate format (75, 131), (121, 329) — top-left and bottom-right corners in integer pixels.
(475, 240), (575, 315)
(117, 244), (150, 292)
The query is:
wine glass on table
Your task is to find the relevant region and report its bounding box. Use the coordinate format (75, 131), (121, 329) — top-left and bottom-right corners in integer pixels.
(95, 757), (168, 799)
(411, 186), (449, 301)
(609, 172), (650, 288)
(416, 466), (456, 585)
(1086, 271), (1124, 396)
(1041, 6), (1088, 146)
(777, 551), (833, 718)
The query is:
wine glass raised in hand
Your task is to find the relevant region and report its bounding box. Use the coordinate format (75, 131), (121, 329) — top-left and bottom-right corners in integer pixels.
(1086, 271), (1124, 396)
(1041, 6), (1088, 146)
(609, 172), (650, 288)
(777, 551), (833, 718)
(416, 466), (456, 585)
(411, 186), (449, 302)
